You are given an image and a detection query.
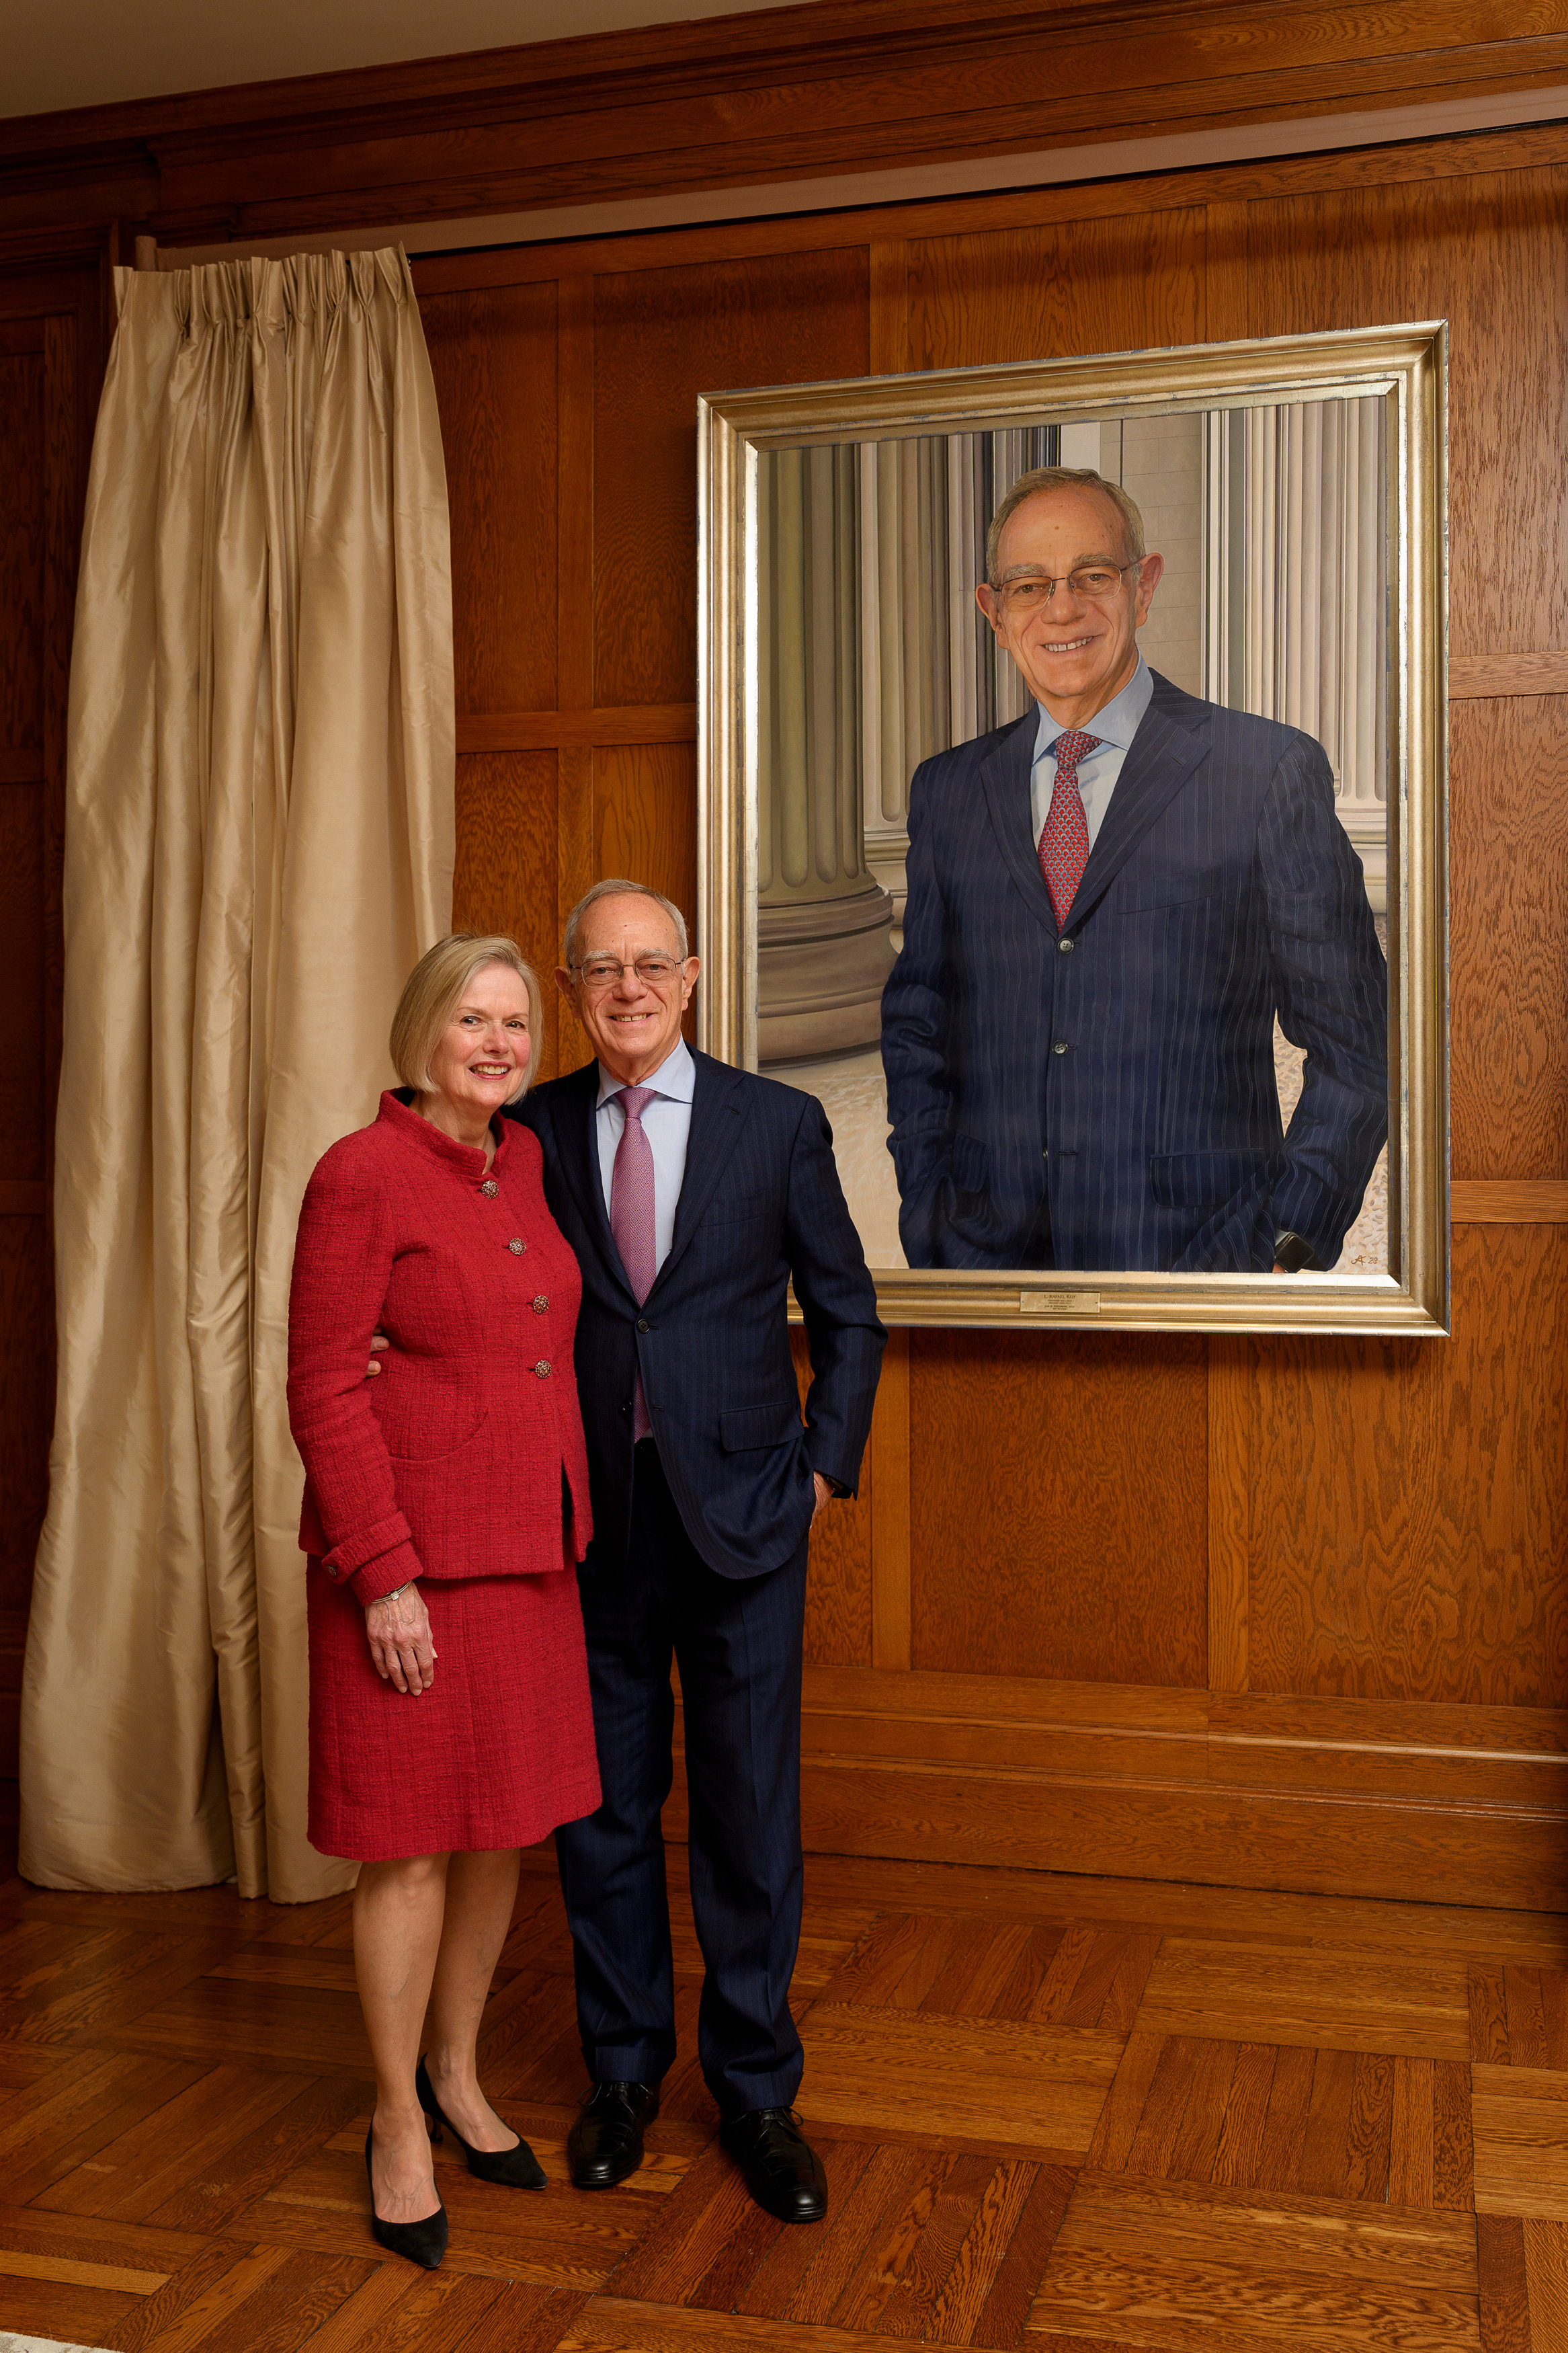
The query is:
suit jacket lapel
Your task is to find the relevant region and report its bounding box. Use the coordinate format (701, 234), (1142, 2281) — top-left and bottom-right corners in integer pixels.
(649, 1051), (750, 1297)
(978, 715), (1057, 936)
(1066, 696), (1212, 928)
(546, 1062), (632, 1293)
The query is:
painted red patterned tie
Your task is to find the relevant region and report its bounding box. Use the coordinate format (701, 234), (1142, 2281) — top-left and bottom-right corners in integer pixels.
(1038, 729), (1102, 928)
(610, 1084), (657, 1439)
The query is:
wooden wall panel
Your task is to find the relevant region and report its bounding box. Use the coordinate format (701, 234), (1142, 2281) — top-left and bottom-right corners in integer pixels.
(592, 742), (698, 939)
(905, 207), (1204, 370)
(908, 1332), (1209, 1687)
(591, 249), (869, 709)
(422, 282), (561, 717)
(451, 749), (563, 1082)
(0, 1218), (50, 1614)
(1243, 167), (1568, 662)
(792, 1328), (873, 1670)
(1250, 1226), (1568, 1707)
(0, 346), (43, 751)
(0, 787), (44, 1182)
(1449, 694), (1568, 1183)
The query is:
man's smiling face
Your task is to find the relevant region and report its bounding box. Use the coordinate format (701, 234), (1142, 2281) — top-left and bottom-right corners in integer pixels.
(977, 483), (1163, 729)
(557, 891), (696, 1086)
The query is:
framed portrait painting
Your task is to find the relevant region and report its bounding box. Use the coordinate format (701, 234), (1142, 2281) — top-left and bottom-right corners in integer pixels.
(696, 324), (1447, 1334)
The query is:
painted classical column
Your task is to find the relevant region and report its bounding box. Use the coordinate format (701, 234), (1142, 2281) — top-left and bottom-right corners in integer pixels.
(1208, 396), (1388, 910)
(757, 444), (896, 1062)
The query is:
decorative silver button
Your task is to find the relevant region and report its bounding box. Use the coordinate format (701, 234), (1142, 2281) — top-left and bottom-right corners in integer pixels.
(534, 1360), (551, 1378)
(532, 1295), (549, 1314)
(481, 1179), (499, 1197)
(1053, 1041), (1068, 1055)
(1059, 938), (1074, 954)
(508, 1237), (526, 1254)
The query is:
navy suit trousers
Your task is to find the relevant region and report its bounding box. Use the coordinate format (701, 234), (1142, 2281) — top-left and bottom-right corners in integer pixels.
(554, 1437), (809, 2116)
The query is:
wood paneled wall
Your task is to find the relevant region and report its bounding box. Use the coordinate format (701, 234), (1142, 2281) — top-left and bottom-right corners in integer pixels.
(3, 10), (1567, 1905)
(414, 120), (1568, 1911)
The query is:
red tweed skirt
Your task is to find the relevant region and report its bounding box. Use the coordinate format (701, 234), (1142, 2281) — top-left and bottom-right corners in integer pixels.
(307, 1561), (602, 1861)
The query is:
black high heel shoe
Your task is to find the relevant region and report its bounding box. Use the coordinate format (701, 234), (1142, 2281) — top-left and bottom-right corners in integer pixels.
(416, 2056), (546, 2190)
(364, 2126), (448, 2268)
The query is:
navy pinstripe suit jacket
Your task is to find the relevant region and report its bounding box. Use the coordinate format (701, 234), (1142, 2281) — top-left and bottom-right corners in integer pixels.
(881, 669), (1389, 1273)
(511, 1052), (885, 1581)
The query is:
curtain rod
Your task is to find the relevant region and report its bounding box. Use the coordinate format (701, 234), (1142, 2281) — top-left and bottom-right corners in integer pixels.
(145, 79), (1568, 270)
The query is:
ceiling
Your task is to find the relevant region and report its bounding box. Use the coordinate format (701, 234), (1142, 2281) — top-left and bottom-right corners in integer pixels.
(2, 0), (792, 122)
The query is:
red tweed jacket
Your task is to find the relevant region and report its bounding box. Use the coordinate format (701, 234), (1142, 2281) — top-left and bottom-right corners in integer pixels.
(287, 1091), (593, 1605)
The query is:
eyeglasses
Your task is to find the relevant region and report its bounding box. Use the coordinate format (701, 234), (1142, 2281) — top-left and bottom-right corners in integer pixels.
(993, 559), (1143, 616)
(573, 955), (688, 992)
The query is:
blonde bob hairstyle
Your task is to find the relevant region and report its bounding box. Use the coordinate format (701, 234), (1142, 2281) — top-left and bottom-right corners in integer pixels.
(390, 934), (544, 1104)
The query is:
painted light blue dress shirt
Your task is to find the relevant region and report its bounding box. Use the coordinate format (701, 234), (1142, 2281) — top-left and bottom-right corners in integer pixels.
(1030, 651), (1155, 854)
(595, 1035), (695, 1276)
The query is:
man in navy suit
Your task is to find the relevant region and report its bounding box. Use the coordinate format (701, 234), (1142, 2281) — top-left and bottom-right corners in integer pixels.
(511, 879), (884, 2223)
(881, 467), (1388, 1275)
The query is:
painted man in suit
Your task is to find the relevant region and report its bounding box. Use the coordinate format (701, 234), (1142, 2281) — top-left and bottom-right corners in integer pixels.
(880, 467), (1389, 1275)
(512, 879), (884, 2222)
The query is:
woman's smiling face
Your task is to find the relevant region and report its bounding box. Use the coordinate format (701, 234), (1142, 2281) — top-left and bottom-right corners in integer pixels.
(424, 962), (532, 1121)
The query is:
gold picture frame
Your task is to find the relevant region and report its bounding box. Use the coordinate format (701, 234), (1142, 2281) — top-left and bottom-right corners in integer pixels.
(696, 323), (1448, 1334)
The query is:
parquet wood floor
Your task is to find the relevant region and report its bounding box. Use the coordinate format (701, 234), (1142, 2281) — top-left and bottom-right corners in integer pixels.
(0, 1841), (1565, 2352)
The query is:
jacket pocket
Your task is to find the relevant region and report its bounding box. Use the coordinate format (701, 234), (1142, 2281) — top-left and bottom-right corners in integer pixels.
(951, 1131), (990, 1193)
(718, 1398), (804, 1452)
(1149, 1150), (1275, 1207)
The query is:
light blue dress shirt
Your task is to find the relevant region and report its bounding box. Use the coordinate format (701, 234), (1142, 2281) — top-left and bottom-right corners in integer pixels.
(595, 1035), (695, 1275)
(1030, 652), (1155, 854)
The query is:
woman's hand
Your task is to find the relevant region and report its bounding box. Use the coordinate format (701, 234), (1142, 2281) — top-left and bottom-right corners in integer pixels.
(365, 1584), (437, 1694)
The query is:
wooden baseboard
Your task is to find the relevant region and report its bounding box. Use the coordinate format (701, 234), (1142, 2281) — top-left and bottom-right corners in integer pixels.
(672, 1667), (1568, 1913)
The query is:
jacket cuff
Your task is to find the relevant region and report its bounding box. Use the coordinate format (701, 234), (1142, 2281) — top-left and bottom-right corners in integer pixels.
(319, 1511), (417, 1602)
(345, 1540), (423, 1607)
(1269, 1168), (1343, 1269)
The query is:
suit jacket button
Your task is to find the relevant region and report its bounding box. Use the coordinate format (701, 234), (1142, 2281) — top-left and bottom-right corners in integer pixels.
(481, 1179), (499, 1197)
(1059, 936), (1074, 953)
(1053, 1041), (1068, 1054)
(508, 1237), (526, 1254)
(324, 1564), (339, 1581)
(636, 1317), (650, 1332)
(535, 1359), (551, 1377)
(532, 1294), (549, 1313)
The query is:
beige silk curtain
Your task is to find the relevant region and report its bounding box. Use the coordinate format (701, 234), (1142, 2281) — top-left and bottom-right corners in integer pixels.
(20, 249), (454, 1902)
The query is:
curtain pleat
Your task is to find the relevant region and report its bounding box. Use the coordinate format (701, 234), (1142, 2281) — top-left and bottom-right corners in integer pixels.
(22, 247), (454, 1902)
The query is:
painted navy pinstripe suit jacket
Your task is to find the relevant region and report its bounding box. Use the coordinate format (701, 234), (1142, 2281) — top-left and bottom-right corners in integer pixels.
(881, 668), (1389, 1273)
(511, 1052), (885, 1580)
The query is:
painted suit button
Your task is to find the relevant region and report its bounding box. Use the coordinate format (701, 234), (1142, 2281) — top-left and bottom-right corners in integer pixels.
(532, 1295), (549, 1314)
(534, 1360), (551, 1377)
(508, 1237), (526, 1254)
(481, 1179), (499, 1197)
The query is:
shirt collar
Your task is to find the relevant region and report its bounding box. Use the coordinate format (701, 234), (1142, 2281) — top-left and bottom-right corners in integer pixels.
(1032, 651), (1153, 762)
(595, 1035), (696, 1109)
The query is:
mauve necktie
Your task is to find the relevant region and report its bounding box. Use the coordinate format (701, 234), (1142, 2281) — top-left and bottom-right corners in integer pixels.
(1038, 728), (1102, 928)
(610, 1084), (657, 1441)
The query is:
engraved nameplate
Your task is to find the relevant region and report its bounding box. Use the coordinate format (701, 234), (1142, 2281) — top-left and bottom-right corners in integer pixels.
(1020, 1290), (1102, 1316)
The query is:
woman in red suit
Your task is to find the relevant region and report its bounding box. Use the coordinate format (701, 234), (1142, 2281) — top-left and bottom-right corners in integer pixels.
(288, 933), (600, 2270)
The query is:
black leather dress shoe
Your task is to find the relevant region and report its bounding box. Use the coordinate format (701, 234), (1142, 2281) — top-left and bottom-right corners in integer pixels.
(568, 2080), (660, 2189)
(720, 2106), (828, 2223)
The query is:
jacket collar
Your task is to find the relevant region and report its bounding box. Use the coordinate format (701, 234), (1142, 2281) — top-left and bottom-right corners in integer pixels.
(382, 1088), (513, 1181)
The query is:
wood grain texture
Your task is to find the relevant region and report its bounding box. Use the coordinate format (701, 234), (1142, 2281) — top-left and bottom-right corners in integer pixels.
(1204, 198), (1249, 341)
(0, 1216), (51, 1612)
(592, 249), (868, 709)
(1207, 1337), (1250, 1696)
(1450, 696), (1568, 1182)
(452, 750), (562, 1082)
(794, 1325), (873, 1670)
(1248, 1225), (1568, 1706)
(870, 1327), (911, 1673)
(422, 280), (560, 715)
(1454, 1184), (1568, 1224)
(0, 781), (45, 1181)
(558, 272), (595, 715)
(592, 742), (699, 945)
(909, 1331), (1207, 1687)
(1452, 653), (1568, 701)
(456, 707), (698, 753)
(905, 206), (1202, 371)
(1245, 166), (1568, 664)
(0, 350), (43, 752)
